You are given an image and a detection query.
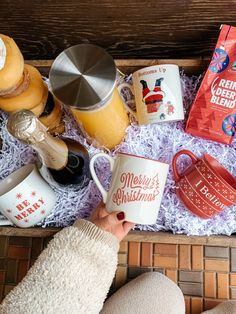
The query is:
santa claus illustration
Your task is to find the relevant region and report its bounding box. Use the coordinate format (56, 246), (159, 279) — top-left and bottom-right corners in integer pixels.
(140, 78), (165, 113)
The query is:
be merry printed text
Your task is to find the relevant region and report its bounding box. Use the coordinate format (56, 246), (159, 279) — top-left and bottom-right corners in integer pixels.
(14, 198), (45, 221)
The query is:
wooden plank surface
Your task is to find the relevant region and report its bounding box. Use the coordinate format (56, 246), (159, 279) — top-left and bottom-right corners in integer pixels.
(1, 226), (236, 247)
(26, 59), (209, 76)
(0, 0), (236, 59)
(1, 236), (236, 311)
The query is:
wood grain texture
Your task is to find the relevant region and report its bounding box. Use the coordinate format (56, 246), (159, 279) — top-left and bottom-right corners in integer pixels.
(1, 0), (236, 59)
(1, 227), (236, 247)
(1, 238), (234, 311)
(26, 59), (209, 75)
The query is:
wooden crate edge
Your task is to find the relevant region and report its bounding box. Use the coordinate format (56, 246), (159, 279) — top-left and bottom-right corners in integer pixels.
(1, 226), (236, 246)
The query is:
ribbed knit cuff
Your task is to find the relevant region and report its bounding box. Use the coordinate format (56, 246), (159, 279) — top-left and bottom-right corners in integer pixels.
(73, 219), (119, 252)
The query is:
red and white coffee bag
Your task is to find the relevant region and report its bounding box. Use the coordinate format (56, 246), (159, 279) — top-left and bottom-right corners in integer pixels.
(186, 25), (236, 145)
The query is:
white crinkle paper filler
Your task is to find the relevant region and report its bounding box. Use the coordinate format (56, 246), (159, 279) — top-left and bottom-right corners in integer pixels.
(0, 73), (236, 235)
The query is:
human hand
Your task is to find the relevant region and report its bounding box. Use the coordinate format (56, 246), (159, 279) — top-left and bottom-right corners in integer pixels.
(90, 203), (135, 242)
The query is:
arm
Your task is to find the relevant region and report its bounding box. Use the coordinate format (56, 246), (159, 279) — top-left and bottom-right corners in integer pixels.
(0, 220), (118, 314)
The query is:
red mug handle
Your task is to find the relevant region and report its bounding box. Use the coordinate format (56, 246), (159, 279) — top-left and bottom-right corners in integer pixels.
(172, 150), (198, 181)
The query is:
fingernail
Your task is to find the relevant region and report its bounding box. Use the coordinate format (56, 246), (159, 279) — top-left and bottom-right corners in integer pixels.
(117, 211), (125, 220)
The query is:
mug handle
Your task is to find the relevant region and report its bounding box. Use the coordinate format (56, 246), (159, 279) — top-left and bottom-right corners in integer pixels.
(172, 150), (198, 181)
(117, 82), (138, 119)
(89, 153), (115, 203)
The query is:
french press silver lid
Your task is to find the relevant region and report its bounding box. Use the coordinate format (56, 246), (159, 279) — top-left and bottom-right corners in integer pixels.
(49, 44), (117, 111)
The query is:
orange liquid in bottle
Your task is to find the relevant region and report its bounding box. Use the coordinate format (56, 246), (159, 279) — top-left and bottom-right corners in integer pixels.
(71, 88), (129, 149)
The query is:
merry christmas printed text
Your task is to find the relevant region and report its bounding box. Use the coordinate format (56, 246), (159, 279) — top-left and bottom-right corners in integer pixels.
(112, 172), (160, 206)
(211, 77), (236, 108)
(14, 198), (45, 221)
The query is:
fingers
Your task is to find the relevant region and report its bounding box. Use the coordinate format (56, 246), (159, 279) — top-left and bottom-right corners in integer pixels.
(123, 221), (135, 235)
(103, 211), (135, 236)
(92, 209), (134, 242)
(89, 202), (107, 221)
(92, 211), (125, 235)
(97, 204), (109, 219)
(105, 211), (125, 226)
(91, 206), (134, 240)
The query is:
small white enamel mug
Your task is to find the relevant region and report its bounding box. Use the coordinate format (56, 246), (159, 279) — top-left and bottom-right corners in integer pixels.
(90, 152), (169, 224)
(118, 64), (184, 125)
(0, 164), (56, 228)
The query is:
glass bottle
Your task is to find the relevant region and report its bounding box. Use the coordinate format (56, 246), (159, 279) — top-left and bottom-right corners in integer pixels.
(7, 110), (90, 187)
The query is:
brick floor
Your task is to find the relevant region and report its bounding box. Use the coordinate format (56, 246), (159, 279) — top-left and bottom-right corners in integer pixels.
(1, 235), (236, 313)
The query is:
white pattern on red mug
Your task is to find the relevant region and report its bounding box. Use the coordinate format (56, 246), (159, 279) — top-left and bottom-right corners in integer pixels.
(0, 164), (56, 227)
(172, 150), (236, 219)
(90, 152), (169, 224)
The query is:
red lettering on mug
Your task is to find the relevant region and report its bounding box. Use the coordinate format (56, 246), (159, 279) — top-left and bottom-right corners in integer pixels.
(27, 208), (35, 214)
(33, 202), (40, 210)
(16, 203), (24, 211)
(38, 198), (44, 205)
(22, 200), (30, 207)
(14, 214), (23, 221)
(14, 197), (45, 222)
(16, 199), (30, 211)
(113, 172), (160, 205)
(120, 172), (159, 190)
(21, 211), (29, 218)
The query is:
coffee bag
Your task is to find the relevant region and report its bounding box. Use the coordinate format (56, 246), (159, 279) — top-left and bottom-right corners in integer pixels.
(186, 24), (236, 145)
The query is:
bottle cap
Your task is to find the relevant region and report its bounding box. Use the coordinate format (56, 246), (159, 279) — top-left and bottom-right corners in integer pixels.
(7, 110), (47, 144)
(49, 44), (117, 111)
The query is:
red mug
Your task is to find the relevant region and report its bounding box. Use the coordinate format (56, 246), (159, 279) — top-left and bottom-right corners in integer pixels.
(172, 150), (236, 219)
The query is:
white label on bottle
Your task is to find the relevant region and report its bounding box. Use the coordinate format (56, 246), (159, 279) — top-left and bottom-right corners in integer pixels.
(0, 38), (6, 70)
(37, 136), (69, 170)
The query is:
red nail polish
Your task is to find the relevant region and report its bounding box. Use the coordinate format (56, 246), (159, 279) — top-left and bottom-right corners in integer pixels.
(117, 211), (125, 220)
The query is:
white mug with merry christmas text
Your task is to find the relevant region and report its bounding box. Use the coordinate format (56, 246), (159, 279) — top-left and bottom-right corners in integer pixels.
(118, 64), (184, 125)
(0, 164), (56, 228)
(90, 152), (169, 224)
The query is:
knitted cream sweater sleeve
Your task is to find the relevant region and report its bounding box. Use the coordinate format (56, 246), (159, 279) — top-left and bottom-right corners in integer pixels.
(0, 219), (119, 314)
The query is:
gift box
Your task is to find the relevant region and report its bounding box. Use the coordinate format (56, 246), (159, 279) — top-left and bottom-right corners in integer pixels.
(1, 57), (236, 236)
(0, 59), (236, 312)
